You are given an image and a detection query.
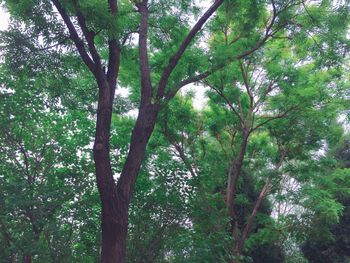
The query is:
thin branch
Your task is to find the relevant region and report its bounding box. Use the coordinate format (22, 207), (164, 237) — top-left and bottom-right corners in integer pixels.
(229, 32), (243, 46)
(216, 133), (229, 160)
(162, 120), (197, 179)
(238, 151), (285, 249)
(164, 0), (284, 101)
(253, 80), (277, 111)
(72, 0), (102, 69)
(240, 61), (254, 107)
(237, 98), (244, 125)
(251, 106), (296, 133)
(3, 130), (31, 179)
(203, 80), (245, 126)
(157, 0), (225, 99)
(137, 1), (153, 104)
(51, 0), (96, 74)
(164, 70), (212, 100)
(35, 37), (69, 52)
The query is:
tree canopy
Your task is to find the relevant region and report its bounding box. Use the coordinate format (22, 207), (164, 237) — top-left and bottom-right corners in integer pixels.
(0, 0), (349, 262)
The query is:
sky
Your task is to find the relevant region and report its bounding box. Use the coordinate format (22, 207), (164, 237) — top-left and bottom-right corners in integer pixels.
(0, 5), (9, 30)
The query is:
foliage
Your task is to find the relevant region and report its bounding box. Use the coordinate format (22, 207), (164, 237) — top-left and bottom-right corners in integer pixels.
(0, 0), (349, 262)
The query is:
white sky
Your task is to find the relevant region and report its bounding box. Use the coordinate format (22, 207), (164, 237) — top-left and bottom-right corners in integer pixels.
(0, 5), (9, 30)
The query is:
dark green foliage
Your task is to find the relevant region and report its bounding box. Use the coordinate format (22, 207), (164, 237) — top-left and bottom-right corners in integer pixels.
(302, 142), (350, 263)
(302, 197), (350, 263)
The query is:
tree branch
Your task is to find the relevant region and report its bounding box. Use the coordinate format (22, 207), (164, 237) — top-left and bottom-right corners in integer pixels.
(157, 0), (224, 99)
(251, 106), (296, 133)
(164, 70), (212, 100)
(238, 151), (285, 250)
(253, 80), (277, 112)
(108, 0), (117, 14)
(137, 1), (153, 105)
(51, 0), (96, 74)
(163, 128), (197, 179)
(72, 0), (102, 69)
(107, 0), (120, 90)
(203, 80), (245, 126)
(240, 61), (254, 107)
(163, 0), (286, 101)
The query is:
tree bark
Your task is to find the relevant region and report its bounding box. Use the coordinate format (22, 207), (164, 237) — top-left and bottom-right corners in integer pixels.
(93, 63), (123, 262)
(95, 99), (159, 263)
(93, 81), (119, 263)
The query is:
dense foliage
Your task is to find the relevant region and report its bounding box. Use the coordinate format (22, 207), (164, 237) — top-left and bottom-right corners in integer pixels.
(0, 0), (349, 262)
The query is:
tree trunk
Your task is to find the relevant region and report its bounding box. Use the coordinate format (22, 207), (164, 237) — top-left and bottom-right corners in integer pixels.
(226, 131), (249, 219)
(226, 130), (249, 262)
(95, 99), (159, 263)
(99, 196), (128, 263)
(23, 255), (31, 263)
(93, 78), (121, 263)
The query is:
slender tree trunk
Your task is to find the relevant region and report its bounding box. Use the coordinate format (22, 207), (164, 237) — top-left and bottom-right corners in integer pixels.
(226, 130), (249, 263)
(226, 131), (249, 219)
(23, 255), (31, 263)
(117, 104), (159, 203)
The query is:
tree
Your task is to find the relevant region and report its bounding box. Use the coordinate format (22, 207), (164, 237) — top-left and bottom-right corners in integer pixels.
(202, 1), (350, 259)
(302, 140), (350, 263)
(1, 0), (349, 262)
(154, 1), (350, 260)
(0, 62), (98, 262)
(1, 0), (227, 261)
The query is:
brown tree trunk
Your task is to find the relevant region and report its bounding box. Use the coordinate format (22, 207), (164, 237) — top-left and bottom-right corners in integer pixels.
(225, 130), (249, 262)
(226, 131), (249, 220)
(99, 197), (128, 263)
(93, 73), (123, 262)
(95, 99), (159, 263)
(23, 255), (31, 263)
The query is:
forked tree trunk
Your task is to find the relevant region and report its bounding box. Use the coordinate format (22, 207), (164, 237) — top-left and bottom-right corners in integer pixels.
(94, 97), (159, 263)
